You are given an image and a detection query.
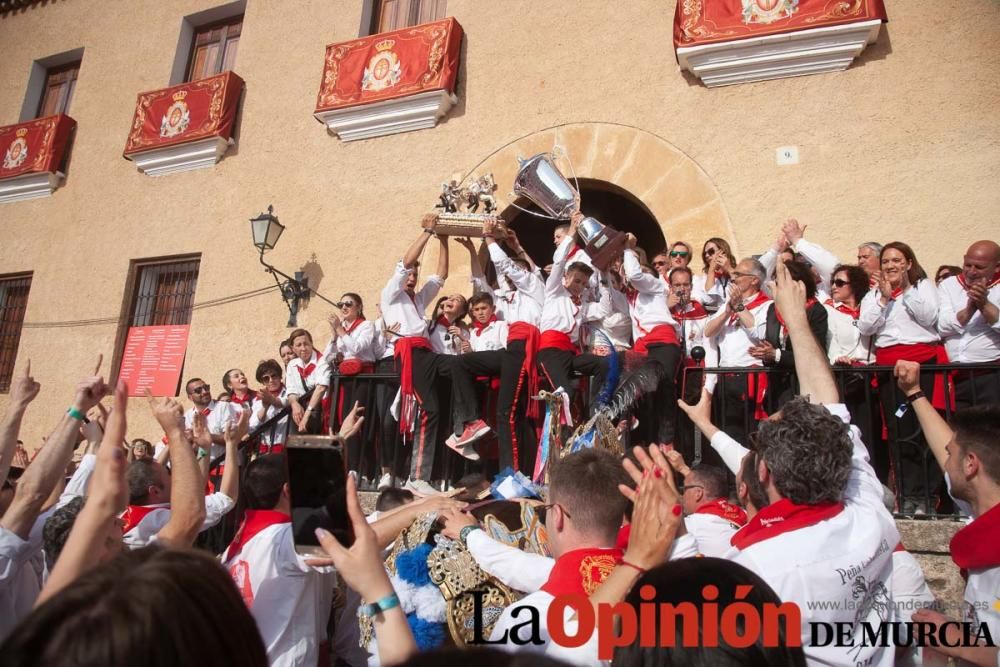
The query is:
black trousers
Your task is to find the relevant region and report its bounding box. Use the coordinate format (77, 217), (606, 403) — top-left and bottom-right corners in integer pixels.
(636, 343), (682, 445)
(402, 348), (480, 481)
(337, 373), (376, 478)
(877, 368), (941, 507)
(374, 357), (404, 476)
(458, 341), (536, 474)
(537, 348), (609, 410)
(954, 366), (1000, 410)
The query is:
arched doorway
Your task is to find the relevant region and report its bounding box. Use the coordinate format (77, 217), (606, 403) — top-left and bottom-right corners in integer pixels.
(460, 121), (737, 266)
(503, 178), (666, 269)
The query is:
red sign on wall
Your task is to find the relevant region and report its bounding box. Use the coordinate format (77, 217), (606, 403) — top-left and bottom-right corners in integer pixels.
(314, 17), (463, 114)
(123, 71), (243, 157)
(0, 114), (76, 181)
(118, 325), (191, 397)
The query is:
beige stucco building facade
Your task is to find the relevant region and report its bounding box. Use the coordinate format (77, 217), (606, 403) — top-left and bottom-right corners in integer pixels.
(0, 0), (997, 446)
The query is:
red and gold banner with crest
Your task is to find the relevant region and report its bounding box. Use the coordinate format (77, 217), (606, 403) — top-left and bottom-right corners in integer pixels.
(123, 71), (243, 157)
(0, 114), (76, 181)
(674, 0), (887, 48)
(314, 17), (463, 113)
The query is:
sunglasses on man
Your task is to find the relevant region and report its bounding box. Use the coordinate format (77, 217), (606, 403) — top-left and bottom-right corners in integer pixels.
(191, 384), (211, 394)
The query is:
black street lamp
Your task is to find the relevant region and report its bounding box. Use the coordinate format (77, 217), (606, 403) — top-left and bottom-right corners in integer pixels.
(249, 205), (336, 327)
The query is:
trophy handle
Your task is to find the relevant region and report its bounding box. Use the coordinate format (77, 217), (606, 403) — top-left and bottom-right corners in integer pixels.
(505, 193), (562, 220)
(551, 144), (581, 205)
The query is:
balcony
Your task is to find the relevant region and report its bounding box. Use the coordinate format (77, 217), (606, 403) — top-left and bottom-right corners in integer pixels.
(122, 71), (244, 176)
(674, 0), (887, 87)
(314, 17), (464, 142)
(0, 114), (76, 204)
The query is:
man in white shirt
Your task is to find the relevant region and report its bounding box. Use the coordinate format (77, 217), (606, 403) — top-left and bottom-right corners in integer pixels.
(937, 240), (1000, 407)
(382, 221), (490, 490)
(537, 213), (611, 410)
(724, 258), (900, 667)
(895, 360), (1000, 665)
(461, 224), (546, 475)
(702, 258), (772, 443)
(222, 454), (337, 667)
(183, 377), (237, 464)
(121, 428), (239, 549)
(669, 459), (747, 558)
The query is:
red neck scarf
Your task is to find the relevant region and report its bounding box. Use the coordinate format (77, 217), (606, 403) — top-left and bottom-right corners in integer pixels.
(344, 317), (366, 334)
(672, 300), (708, 321)
(950, 501), (1000, 573)
(730, 498), (844, 550)
(957, 272), (1000, 290)
(297, 351), (319, 381)
(729, 291), (771, 325)
(472, 315), (498, 336)
(540, 546), (623, 597)
(567, 245), (581, 260)
(121, 504), (166, 534)
(229, 391), (255, 406)
(223, 509), (292, 562)
(695, 498), (748, 527)
(825, 298), (861, 320)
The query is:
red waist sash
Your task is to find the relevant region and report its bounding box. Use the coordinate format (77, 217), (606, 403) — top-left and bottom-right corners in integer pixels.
(508, 322), (541, 418)
(539, 330), (577, 354)
(394, 336), (432, 435)
(634, 323), (679, 355)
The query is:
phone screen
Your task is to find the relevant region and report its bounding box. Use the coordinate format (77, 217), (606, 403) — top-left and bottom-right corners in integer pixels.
(285, 436), (354, 554)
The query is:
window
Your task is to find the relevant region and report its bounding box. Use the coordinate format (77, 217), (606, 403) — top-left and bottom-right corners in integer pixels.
(0, 274), (32, 394)
(112, 257), (200, 381)
(371, 0), (446, 34)
(186, 16), (242, 81)
(37, 61), (81, 117)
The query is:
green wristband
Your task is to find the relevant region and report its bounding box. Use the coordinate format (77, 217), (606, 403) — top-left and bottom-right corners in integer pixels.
(67, 406), (86, 421)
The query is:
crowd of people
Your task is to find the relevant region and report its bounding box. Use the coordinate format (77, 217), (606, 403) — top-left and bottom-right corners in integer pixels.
(0, 215), (998, 666)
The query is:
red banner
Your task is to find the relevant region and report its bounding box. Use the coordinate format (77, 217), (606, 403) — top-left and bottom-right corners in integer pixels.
(314, 17), (463, 113)
(674, 0), (887, 48)
(123, 71), (243, 157)
(118, 325), (191, 397)
(0, 114), (76, 181)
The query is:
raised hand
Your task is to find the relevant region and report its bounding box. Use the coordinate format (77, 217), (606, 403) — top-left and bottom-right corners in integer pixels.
(225, 409), (250, 446)
(338, 401), (365, 440)
(967, 282), (988, 310)
(328, 313), (342, 332)
(191, 412), (212, 448)
(623, 233), (638, 250)
(455, 236), (476, 252)
(9, 360), (41, 409)
(91, 380), (129, 515)
(772, 255), (807, 323)
(782, 218), (806, 245)
(72, 356), (112, 414)
(439, 507), (478, 540)
(146, 390), (185, 434)
(894, 360), (922, 397)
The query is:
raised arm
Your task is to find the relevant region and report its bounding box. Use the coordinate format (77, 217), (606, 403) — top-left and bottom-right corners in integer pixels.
(37, 380), (129, 606)
(622, 240), (662, 294)
(148, 392), (206, 547)
(403, 216), (437, 269)
(894, 361), (951, 471)
(435, 234), (449, 281)
(1, 362), (110, 539)
(0, 362), (40, 486)
(219, 410), (249, 504)
(784, 218), (839, 286)
(773, 256), (838, 404)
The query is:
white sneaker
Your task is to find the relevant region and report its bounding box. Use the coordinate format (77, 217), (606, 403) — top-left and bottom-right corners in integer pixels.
(377, 473), (393, 490)
(405, 478), (440, 496)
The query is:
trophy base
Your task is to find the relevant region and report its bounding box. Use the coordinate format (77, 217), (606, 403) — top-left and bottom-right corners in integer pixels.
(426, 212), (509, 239)
(583, 227), (628, 271)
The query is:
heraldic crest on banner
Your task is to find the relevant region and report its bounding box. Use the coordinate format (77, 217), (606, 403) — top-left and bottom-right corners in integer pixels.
(742, 0), (800, 24)
(3, 128), (28, 170)
(160, 90), (192, 138)
(362, 39), (403, 92)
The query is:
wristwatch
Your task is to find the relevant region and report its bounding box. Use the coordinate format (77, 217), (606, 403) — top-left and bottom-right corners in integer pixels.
(734, 303), (746, 312)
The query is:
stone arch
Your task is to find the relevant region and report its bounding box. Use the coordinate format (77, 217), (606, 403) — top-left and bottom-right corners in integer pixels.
(461, 122), (738, 263)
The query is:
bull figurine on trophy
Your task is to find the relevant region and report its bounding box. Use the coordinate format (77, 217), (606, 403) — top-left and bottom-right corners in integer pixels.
(509, 149), (626, 270)
(427, 173), (509, 238)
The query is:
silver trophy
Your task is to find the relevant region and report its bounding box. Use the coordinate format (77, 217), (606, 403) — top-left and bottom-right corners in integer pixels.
(509, 148), (626, 270)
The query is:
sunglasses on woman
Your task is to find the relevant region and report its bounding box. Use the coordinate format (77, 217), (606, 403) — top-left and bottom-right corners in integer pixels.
(831, 279), (850, 288)
(336, 301), (356, 308)
(704, 247), (718, 257)
(669, 250), (690, 258)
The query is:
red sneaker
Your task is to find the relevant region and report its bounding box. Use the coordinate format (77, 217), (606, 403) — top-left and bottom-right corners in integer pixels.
(446, 433), (481, 461)
(455, 419), (491, 447)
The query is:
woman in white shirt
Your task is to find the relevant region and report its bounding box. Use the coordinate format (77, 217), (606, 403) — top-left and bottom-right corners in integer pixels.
(858, 242), (941, 514)
(249, 359), (289, 454)
(324, 293), (378, 479)
(285, 328), (330, 435)
(692, 237), (735, 313)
